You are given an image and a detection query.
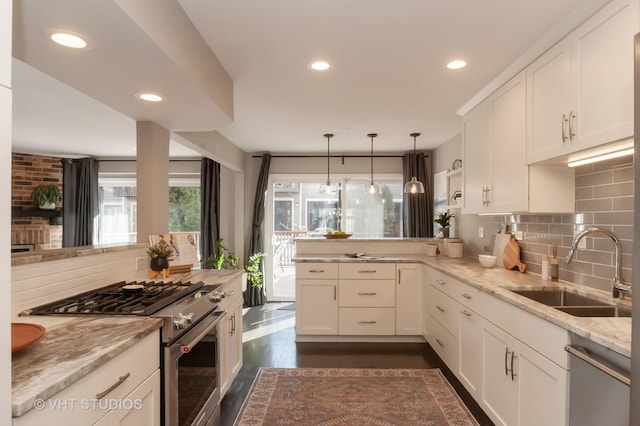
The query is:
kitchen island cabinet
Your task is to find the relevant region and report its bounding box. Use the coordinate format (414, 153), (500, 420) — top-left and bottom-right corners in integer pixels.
(295, 262), (339, 335)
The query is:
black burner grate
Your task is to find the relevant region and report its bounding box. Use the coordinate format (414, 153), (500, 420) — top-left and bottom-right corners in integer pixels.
(29, 281), (204, 316)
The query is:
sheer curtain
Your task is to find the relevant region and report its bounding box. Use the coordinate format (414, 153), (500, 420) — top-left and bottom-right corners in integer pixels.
(200, 158), (221, 266)
(402, 152), (433, 237)
(62, 158), (99, 247)
(245, 154), (271, 307)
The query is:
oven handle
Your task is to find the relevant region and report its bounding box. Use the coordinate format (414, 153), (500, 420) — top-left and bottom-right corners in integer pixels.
(178, 310), (225, 354)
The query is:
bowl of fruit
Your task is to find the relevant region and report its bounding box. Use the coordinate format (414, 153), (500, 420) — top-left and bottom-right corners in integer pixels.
(325, 230), (352, 239)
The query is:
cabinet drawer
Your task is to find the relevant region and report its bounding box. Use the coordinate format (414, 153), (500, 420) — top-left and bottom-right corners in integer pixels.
(428, 287), (459, 337)
(339, 263), (396, 279)
(427, 318), (458, 372)
(338, 308), (395, 335)
(339, 280), (395, 307)
(453, 282), (481, 311)
(296, 262), (339, 279)
(428, 268), (461, 298)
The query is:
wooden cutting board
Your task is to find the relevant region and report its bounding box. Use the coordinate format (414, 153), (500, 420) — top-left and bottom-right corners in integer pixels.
(493, 233), (512, 269)
(503, 237), (527, 272)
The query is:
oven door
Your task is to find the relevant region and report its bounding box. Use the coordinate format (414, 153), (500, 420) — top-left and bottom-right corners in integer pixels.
(164, 310), (224, 426)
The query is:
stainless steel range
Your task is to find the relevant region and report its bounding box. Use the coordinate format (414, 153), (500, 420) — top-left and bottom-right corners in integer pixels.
(29, 280), (226, 426)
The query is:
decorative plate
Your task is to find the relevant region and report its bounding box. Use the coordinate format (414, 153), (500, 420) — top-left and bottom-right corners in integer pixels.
(12, 323), (45, 352)
(451, 158), (462, 170)
(325, 234), (352, 239)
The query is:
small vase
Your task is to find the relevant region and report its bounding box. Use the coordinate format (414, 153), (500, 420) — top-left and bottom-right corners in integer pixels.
(150, 256), (169, 271)
(39, 202), (56, 210)
(441, 227), (450, 238)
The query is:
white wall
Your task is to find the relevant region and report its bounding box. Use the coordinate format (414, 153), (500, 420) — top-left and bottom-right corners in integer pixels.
(432, 133), (495, 256)
(2, 0), (12, 421)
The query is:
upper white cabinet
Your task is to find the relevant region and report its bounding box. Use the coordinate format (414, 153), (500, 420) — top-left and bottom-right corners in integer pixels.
(527, 0), (638, 164)
(0, 0), (10, 88)
(463, 72), (574, 214)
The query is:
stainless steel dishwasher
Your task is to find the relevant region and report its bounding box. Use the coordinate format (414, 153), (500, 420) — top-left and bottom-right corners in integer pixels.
(566, 333), (631, 426)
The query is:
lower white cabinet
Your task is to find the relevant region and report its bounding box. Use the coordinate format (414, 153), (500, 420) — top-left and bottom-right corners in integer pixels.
(296, 278), (338, 334)
(396, 264), (422, 335)
(483, 320), (569, 426)
(13, 331), (160, 426)
(457, 307), (483, 399)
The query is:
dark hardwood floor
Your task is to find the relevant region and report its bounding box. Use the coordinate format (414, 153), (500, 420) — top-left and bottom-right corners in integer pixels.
(220, 302), (494, 426)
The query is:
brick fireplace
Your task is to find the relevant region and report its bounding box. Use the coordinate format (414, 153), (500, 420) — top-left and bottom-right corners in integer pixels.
(11, 153), (63, 250)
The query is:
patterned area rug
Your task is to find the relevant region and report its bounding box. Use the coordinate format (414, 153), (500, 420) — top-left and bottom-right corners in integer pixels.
(233, 368), (480, 425)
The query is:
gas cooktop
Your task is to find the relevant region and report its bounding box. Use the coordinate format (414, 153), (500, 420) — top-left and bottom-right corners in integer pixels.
(28, 281), (204, 316)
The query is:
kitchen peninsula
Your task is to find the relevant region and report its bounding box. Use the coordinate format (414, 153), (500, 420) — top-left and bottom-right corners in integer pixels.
(293, 237), (632, 426)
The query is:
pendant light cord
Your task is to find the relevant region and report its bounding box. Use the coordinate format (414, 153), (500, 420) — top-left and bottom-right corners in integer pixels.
(367, 133), (377, 184)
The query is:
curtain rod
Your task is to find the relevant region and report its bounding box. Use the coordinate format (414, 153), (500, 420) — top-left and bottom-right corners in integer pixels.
(251, 154), (430, 158)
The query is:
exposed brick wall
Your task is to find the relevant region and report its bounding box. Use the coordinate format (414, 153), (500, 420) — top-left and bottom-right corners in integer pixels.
(11, 153), (63, 250)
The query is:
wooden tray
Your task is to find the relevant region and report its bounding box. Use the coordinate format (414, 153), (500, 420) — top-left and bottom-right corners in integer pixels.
(324, 234), (352, 239)
(12, 323), (45, 352)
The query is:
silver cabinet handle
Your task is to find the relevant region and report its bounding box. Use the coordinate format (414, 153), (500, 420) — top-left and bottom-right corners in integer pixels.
(482, 186), (491, 206)
(436, 305), (445, 313)
(461, 293), (472, 299)
(436, 279), (445, 286)
(435, 338), (444, 347)
(504, 347), (509, 376)
(358, 292), (377, 296)
(333, 285), (336, 301)
(561, 114), (568, 142)
(309, 269), (325, 273)
(461, 310), (472, 317)
(358, 270), (377, 274)
(229, 315), (234, 336)
(96, 372), (130, 399)
(568, 110), (576, 140)
(357, 321), (377, 324)
(565, 345), (631, 386)
(511, 353), (517, 381)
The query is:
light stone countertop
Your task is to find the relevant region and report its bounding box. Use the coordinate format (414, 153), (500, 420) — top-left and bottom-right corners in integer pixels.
(11, 316), (162, 417)
(293, 254), (632, 358)
(11, 243), (149, 266)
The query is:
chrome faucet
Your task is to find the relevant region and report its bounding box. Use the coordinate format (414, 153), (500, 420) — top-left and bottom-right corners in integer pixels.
(565, 227), (631, 298)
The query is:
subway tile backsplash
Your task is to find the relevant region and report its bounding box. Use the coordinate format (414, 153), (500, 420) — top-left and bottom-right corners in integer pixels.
(497, 156), (634, 295)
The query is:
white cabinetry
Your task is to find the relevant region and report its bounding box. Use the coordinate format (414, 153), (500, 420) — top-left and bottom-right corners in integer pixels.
(13, 331), (161, 426)
(396, 264), (422, 335)
(463, 71), (574, 214)
(295, 263), (338, 335)
(218, 274), (244, 398)
(0, 0), (10, 88)
(527, 0), (638, 164)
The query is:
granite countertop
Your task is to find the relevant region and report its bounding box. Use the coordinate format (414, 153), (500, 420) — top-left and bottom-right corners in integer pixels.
(11, 243), (148, 266)
(293, 254), (632, 358)
(11, 315), (162, 417)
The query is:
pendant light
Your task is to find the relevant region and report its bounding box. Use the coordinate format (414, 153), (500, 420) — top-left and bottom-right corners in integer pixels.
(319, 133), (334, 194)
(404, 132), (425, 194)
(367, 133), (381, 195)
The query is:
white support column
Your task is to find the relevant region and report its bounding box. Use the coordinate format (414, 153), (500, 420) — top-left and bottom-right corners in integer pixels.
(136, 121), (170, 243)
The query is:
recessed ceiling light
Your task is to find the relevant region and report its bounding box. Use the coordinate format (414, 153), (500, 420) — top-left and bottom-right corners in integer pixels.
(310, 61), (330, 71)
(447, 60), (467, 70)
(50, 32), (88, 49)
(136, 93), (164, 102)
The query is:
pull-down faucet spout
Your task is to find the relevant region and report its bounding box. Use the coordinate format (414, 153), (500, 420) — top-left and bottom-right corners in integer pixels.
(565, 227), (630, 298)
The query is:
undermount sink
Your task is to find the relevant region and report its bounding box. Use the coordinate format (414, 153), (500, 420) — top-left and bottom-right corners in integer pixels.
(510, 289), (631, 318)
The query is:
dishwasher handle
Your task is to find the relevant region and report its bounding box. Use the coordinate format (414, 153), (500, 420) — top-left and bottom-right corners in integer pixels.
(565, 344), (631, 386)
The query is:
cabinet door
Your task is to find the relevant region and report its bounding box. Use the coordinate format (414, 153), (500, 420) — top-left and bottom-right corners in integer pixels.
(396, 265), (422, 335)
(220, 298), (243, 397)
(458, 308), (483, 399)
(462, 102), (490, 214)
(573, 0), (636, 150)
(517, 343), (569, 426)
(93, 369), (161, 426)
(482, 323), (518, 426)
(489, 72), (528, 212)
(295, 279), (338, 335)
(526, 38), (573, 164)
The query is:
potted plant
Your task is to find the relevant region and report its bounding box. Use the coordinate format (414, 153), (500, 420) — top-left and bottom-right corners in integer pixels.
(147, 241), (174, 271)
(434, 211), (454, 238)
(31, 184), (61, 210)
(203, 239), (265, 291)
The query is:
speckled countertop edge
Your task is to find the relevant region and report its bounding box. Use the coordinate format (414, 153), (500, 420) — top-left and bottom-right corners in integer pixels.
(11, 316), (162, 417)
(11, 243), (148, 266)
(293, 254), (632, 358)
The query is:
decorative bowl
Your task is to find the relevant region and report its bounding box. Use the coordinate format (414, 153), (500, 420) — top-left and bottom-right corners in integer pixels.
(478, 254), (497, 268)
(325, 233), (352, 239)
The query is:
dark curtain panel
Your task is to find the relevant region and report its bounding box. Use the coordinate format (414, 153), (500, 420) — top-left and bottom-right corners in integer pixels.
(402, 152), (433, 237)
(200, 158), (221, 266)
(244, 154), (271, 307)
(62, 158), (99, 247)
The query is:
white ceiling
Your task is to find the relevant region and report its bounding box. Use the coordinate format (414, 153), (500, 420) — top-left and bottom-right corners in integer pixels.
(11, 0), (608, 158)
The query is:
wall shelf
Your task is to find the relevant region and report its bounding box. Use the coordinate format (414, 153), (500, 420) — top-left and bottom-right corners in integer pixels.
(12, 207), (63, 225)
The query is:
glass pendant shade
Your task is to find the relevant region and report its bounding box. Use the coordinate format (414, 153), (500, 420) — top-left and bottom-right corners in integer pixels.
(404, 176), (425, 194)
(404, 132), (426, 194)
